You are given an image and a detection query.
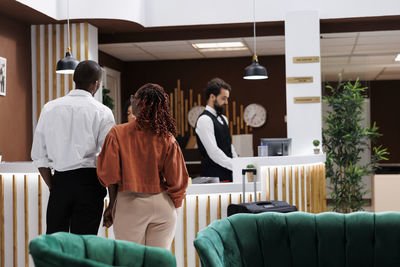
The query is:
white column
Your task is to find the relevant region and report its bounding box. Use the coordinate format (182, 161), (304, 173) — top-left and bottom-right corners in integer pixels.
(285, 10), (322, 155)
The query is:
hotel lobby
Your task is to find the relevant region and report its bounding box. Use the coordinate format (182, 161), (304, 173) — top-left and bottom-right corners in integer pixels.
(1, 0), (400, 266)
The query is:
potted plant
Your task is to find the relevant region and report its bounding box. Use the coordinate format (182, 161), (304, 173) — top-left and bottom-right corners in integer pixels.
(102, 87), (114, 110)
(313, 139), (320, 154)
(246, 164), (256, 182)
(322, 80), (389, 213)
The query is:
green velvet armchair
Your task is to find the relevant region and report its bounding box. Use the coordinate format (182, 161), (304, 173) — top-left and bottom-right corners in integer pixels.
(29, 232), (176, 267)
(194, 212), (400, 267)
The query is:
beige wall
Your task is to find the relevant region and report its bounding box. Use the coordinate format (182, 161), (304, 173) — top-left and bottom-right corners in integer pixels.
(0, 15), (32, 161)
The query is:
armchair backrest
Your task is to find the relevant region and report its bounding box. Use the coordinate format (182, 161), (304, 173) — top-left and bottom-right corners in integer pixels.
(29, 232), (176, 267)
(194, 212), (400, 267)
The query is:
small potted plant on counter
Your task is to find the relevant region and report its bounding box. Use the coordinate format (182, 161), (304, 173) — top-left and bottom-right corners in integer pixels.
(313, 140), (320, 154)
(246, 164), (256, 182)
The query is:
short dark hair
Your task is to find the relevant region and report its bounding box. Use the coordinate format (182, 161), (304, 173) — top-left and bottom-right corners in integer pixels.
(73, 60), (102, 90)
(204, 78), (231, 100)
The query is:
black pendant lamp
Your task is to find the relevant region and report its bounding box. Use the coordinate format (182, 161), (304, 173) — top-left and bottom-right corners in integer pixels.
(56, 0), (79, 74)
(243, 0), (268, 80)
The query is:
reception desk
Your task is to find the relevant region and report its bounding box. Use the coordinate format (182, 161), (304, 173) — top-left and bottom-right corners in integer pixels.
(0, 155), (326, 267)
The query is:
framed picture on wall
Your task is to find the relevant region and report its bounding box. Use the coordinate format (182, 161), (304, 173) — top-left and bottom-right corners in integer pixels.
(0, 57), (6, 96)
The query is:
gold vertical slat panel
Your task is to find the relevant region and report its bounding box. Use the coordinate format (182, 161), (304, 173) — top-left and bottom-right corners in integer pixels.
(306, 166), (311, 212)
(185, 99), (188, 132)
(236, 117), (240, 134)
(232, 101), (236, 125)
(228, 194), (231, 205)
(183, 198), (187, 267)
(169, 92), (173, 116)
(313, 165), (318, 213)
(273, 168), (278, 200)
(59, 24), (65, 97)
(239, 194), (242, 204)
(44, 25), (49, 104)
(217, 195), (221, 220)
(240, 104), (244, 129)
(68, 23), (73, 92)
(226, 103), (229, 122)
(311, 166), (316, 213)
(321, 164), (327, 212)
(189, 89), (193, 109)
(24, 175), (29, 267)
(257, 192), (261, 202)
(197, 93), (201, 107)
(76, 23), (81, 60)
(52, 25), (57, 100)
(104, 200), (108, 238)
(38, 175), (42, 235)
(12, 175), (17, 267)
(266, 168), (270, 201)
(174, 88), (178, 134)
(171, 239), (175, 256)
(288, 167), (293, 205)
(206, 196), (210, 225)
(315, 165), (321, 213)
(229, 121), (233, 137)
(84, 23), (88, 60)
(0, 175), (4, 267)
(180, 90), (184, 135)
(249, 194), (252, 202)
(282, 167), (287, 202)
(301, 166), (305, 212)
(36, 26), (41, 121)
(295, 167), (299, 211)
(195, 196), (199, 267)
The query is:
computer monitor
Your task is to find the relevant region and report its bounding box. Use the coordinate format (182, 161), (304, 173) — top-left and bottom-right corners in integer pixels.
(260, 138), (292, 156)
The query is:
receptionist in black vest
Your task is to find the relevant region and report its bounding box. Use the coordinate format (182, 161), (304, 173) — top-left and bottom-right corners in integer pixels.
(195, 78), (238, 182)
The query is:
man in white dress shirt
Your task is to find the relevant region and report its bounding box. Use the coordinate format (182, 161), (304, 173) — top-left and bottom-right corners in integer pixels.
(195, 78), (237, 182)
(31, 60), (115, 234)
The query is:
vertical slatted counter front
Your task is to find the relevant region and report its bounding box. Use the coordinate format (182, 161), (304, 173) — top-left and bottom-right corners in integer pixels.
(0, 155), (326, 267)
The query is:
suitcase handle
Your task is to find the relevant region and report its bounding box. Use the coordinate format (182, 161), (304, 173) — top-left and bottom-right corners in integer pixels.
(242, 168), (257, 204)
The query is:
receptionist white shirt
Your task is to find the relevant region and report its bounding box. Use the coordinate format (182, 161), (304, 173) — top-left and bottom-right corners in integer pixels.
(31, 89), (115, 172)
(195, 105), (238, 171)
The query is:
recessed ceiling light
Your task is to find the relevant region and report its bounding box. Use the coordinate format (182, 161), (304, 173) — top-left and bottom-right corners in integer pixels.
(192, 42), (248, 52)
(395, 53), (400, 62)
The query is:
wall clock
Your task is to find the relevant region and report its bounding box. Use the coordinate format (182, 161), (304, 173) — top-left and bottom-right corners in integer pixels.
(188, 105), (205, 128)
(244, 103), (267, 127)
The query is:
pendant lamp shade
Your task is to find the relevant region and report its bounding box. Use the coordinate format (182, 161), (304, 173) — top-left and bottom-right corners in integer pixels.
(244, 55), (268, 80)
(56, 50), (79, 74)
(243, 0), (268, 80)
(55, 0), (79, 74)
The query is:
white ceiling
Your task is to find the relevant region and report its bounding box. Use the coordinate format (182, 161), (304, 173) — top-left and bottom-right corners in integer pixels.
(99, 30), (400, 81)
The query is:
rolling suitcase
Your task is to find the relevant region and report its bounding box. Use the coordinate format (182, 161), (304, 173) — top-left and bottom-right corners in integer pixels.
(227, 168), (297, 216)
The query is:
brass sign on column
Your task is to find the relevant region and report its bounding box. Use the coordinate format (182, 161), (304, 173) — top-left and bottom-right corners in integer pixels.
(294, 97), (320, 104)
(293, 56), (320, 63)
(286, 76), (313, 83)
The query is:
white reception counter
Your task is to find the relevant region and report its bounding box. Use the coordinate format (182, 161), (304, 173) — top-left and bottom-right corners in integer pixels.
(0, 154), (326, 267)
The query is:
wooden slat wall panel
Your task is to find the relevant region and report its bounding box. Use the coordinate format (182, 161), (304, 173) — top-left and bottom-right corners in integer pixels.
(33, 23), (90, 124)
(306, 166), (311, 212)
(288, 167), (293, 205)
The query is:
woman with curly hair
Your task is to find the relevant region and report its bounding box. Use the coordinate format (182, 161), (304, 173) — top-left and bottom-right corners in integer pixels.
(97, 83), (188, 249)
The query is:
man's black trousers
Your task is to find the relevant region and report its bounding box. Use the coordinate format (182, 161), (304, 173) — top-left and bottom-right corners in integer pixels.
(46, 168), (107, 235)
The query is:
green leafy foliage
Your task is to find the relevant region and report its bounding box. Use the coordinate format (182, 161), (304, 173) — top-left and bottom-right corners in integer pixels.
(322, 80), (389, 213)
(102, 87), (114, 111)
(313, 139), (320, 147)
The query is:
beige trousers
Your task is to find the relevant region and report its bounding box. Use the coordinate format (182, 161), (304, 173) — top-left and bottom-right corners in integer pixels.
(113, 190), (177, 250)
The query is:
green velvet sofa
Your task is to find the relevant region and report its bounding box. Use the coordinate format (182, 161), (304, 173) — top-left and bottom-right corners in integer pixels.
(194, 212), (400, 267)
(29, 232), (176, 267)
